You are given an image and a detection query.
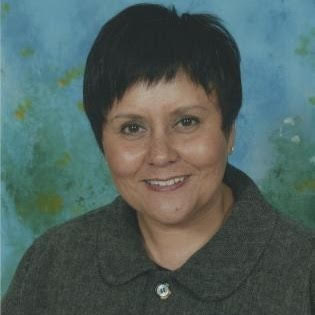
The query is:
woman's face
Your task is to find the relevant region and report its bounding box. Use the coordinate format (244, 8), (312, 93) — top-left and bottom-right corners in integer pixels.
(102, 72), (234, 227)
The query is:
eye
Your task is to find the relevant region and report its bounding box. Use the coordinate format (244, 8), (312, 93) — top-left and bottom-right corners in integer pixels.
(120, 122), (145, 135)
(176, 116), (200, 128)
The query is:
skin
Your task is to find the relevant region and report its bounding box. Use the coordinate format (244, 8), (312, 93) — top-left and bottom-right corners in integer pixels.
(102, 72), (235, 270)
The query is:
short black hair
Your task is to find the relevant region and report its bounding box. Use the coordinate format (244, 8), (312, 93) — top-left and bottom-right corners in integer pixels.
(83, 3), (242, 151)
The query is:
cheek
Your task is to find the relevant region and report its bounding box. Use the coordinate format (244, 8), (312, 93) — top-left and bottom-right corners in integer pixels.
(103, 138), (146, 178)
(180, 132), (228, 167)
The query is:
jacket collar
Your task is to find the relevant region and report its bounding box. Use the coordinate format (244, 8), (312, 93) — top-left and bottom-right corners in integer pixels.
(97, 164), (277, 300)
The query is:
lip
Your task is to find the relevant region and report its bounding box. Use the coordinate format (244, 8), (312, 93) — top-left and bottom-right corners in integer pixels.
(144, 175), (188, 181)
(144, 175), (190, 192)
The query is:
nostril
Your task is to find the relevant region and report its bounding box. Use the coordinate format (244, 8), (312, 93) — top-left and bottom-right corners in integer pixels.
(147, 141), (179, 166)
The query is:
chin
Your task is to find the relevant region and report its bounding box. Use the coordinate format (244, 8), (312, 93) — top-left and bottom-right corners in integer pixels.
(138, 202), (195, 226)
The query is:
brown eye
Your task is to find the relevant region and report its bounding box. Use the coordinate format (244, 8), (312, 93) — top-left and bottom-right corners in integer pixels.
(121, 123), (145, 135)
(177, 116), (200, 128)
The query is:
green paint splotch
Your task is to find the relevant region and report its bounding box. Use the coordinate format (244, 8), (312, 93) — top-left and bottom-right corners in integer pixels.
(295, 28), (315, 66)
(76, 100), (84, 112)
(14, 99), (32, 120)
(309, 96), (315, 106)
(58, 66), (84, 87)
(4, 123), (69, 235)
(295, 35), (311, 56)
(20, 48), (35, 58)
(5, 81), (112, 236)
(295, 179), (315, 192)
(55, 152), (71, 167)
(1, 2), (10, 18)
(259, 116), (315, 228)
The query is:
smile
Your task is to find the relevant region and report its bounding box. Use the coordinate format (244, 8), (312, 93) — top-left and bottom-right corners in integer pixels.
(146, 176), (185, 187)
(144, 175), (189, 191)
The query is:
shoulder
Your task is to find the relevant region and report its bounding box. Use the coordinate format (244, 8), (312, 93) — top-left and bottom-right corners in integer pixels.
(33, 196), (123, 250)
(9, 196), (125, 272)
(3, 196), (123, 293)
(227, 164), (314, 252)
(271, 213), (315, 310)
(260, 208), (315, 279)
(272, 211), (314, 251)
(1, 197), (125, 312)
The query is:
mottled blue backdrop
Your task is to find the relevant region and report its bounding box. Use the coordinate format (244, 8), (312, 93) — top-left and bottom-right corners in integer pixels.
(1, 0), (315, 295)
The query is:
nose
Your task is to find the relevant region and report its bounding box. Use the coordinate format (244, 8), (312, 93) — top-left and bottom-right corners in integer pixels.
(146, 132), (179, 167)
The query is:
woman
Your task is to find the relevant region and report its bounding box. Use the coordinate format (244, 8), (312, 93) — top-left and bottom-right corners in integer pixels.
(2, 3), (314, 314)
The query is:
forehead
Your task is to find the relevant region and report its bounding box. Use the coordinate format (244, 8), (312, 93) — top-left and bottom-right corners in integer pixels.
(109, 72), (218, 115)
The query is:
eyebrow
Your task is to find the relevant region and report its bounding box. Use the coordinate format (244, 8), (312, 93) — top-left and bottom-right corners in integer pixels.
(109, 113), (144, 122)
(110, 105), (208, 122)
(170, 105), (208, 116)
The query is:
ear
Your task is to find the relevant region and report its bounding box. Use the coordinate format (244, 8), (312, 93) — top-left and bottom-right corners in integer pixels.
(227, 123), (236, 154)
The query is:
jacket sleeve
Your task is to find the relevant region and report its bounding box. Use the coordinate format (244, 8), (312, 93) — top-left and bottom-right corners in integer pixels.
(1, 238), (45, 315)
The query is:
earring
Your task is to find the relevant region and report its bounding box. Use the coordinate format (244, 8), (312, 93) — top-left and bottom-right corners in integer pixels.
(229, 146), (235, 155)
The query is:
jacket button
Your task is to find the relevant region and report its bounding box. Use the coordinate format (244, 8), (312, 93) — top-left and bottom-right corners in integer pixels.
(155, 283), (171, 300)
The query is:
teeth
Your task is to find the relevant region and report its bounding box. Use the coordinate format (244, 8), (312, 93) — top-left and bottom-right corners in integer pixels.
(147, 176), (185, 187)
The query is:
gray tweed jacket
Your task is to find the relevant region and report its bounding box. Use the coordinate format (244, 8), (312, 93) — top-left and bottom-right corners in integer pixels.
(2, 165), (315, 314)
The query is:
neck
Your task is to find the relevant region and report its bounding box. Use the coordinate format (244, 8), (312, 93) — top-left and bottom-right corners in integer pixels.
(137, 183), (234, 271)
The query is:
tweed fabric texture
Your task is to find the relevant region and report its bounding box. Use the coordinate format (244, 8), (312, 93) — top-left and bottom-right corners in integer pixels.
(2, 164), (315, 314)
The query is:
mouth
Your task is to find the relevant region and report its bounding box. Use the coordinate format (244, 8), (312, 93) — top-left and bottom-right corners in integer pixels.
(144, 175), (189, 192)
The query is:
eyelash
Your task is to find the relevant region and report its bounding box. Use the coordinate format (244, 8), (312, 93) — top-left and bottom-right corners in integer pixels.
(176, 116), (200, 128)
(120, 122), (145, 135)
(120, 116), (200, 136)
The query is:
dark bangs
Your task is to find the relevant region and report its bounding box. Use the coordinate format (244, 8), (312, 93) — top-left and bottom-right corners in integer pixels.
(83, 4), (242, 151)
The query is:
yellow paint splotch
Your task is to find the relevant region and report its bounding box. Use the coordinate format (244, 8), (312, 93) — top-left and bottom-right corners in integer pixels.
(55, 152), (71, 167)
(295, 29), (315, 57)
(58, 67), (84, 87)
(295, 35), (310, 56)
(308, 96), (315, 106)
(295, 179), (315, 192)
(35, 192), (63, 214)
(14, 99), (32, 120)
(76, 100), (84, 112)
(20, 47), (35, 58)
